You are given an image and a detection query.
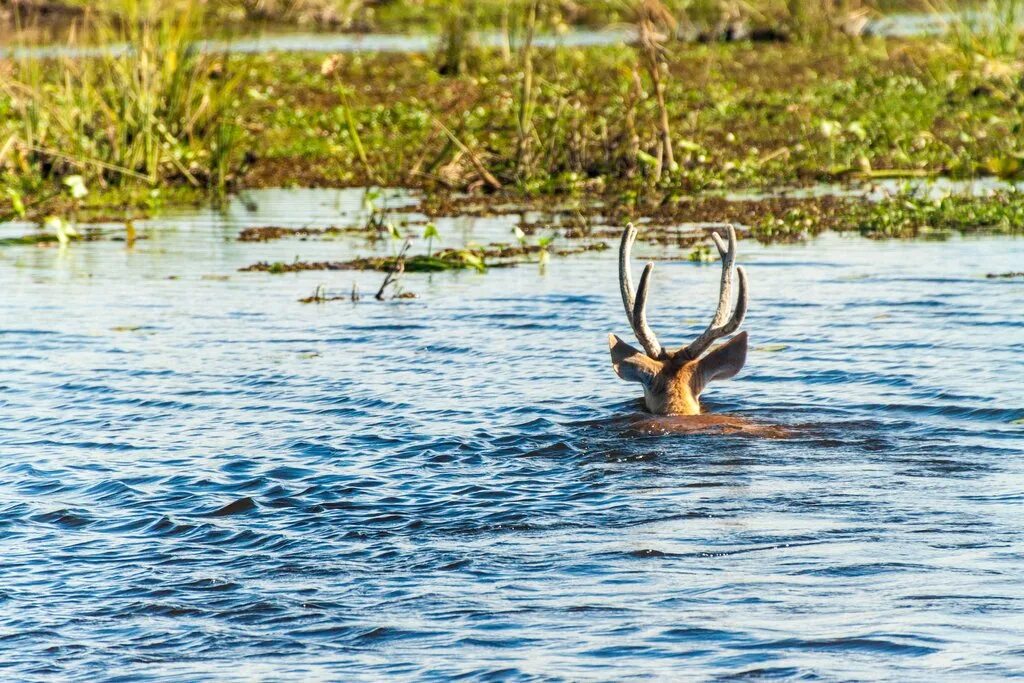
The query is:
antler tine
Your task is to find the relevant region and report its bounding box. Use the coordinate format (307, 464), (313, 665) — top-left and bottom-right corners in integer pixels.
(617, 224), (664, 359)
(711, 225), (737, 328)
(718, 265), (748, 336)
(633, 263), (664, 359)
(618, 223), (638, 327)
(679, 226), (746, 360)
(710, 226), (729, 258)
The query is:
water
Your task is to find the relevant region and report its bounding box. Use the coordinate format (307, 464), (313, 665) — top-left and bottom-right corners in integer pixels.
(4, 9), (1021, 60)
(2, 189), (1024, 680)
(0, 28), (632, 59)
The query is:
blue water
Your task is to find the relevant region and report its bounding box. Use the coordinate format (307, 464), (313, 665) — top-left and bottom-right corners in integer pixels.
(2, 189), (1023, 680)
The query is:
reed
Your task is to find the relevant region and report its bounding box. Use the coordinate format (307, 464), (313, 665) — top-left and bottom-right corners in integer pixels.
(515, 0), (540, 179)
(938, 0), (1023, 59)
(0, 0), (244, 196)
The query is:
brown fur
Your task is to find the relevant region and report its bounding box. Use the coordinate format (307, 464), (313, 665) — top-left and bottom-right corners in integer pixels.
(609, 331), (748, 416)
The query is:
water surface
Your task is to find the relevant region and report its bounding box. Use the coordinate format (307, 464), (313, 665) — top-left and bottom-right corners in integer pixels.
(5, 9), (1022, 60)
(2, 189), (1023, 680)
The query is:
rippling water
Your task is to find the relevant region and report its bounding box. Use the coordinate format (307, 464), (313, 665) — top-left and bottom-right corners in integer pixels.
(2, 189), (1023, 680)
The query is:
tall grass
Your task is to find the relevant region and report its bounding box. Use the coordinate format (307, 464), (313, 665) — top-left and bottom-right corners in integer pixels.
(436, 1), (478, 76)
(938, 0), (1023, 59)
(0, 0), (244, 198)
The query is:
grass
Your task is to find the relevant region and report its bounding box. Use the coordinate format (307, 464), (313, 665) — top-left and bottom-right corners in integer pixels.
(938, 0), (1024, 60)
(0, 0), (244, 207)
(236, 38), (1019, 195)
(1, 0), (1022, 241)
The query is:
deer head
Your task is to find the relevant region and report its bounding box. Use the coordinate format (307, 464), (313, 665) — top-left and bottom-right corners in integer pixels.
(609, 223), (749, 415)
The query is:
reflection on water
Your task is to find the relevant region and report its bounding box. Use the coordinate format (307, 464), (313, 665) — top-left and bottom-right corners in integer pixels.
(0, 28), (632, 59)
(2, 189), (1023, 679)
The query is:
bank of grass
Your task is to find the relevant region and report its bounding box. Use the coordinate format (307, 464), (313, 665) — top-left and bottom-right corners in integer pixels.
(0, 0), (244, 217)
(242, 38), (1021, 194)
(2, 1), (1023, 239)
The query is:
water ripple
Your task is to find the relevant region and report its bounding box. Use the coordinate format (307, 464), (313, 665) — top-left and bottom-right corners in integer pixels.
(0, 194), (1022, 679)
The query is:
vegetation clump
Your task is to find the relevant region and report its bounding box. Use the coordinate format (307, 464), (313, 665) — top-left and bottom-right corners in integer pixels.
(239, 240), (607, 274)
(237, 225), (359, 241)
(1, 1), (243, 211)
(847, 191), (1024, 238)
(3, 0), (1022, 250)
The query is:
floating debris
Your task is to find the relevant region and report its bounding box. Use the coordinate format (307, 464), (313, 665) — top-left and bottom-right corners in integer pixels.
(241, 241), (608, 274)
(237, 225), (362, 242)
(0, 227), (104, 247)
(987, 272), (1024, 279)
(299, 285), (349, 304)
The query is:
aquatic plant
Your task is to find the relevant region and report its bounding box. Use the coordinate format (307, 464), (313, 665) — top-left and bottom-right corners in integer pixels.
(849, 189), (1024, 237)
(422, 222), (440, 257)
(515, 0), (540, 179)
(227, 0), (367, 27)
(375, 237), (410, 299)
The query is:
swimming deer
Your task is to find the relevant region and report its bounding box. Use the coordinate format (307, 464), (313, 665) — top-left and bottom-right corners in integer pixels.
(609, 223), (748, 415)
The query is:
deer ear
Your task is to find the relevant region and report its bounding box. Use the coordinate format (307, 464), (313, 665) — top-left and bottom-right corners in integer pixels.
(692, 331), (748, 396)
(609, 334), (661, 389)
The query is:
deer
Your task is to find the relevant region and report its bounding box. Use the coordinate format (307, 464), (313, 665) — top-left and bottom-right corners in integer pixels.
(609, 223), (749, 417)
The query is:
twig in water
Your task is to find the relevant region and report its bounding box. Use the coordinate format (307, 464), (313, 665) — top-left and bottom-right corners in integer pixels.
(376, 239), (411, 300)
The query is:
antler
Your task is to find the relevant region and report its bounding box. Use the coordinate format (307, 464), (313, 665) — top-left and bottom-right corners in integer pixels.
(618, 223), (664, 359)
(677, 224), (748, 360)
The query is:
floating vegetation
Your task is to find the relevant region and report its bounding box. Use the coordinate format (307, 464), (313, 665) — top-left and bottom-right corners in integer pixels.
(847, 191), (1024, 238)
(240, 241), (608, 274)
(237, 226), (362, 242)
(3, 1), (1020, 253)
(298, 284), (351, 303)
(987, 271), (1024, 279)
(0, 232), (63, 247)
(687, 244), (717, 262)
(0, 225), (104, 247)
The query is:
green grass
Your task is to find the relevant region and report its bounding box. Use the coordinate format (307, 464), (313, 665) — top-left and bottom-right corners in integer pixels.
(2, 1), (1021, 233)
(237, 38), (1020, 194)
(0, 0), (244, 206)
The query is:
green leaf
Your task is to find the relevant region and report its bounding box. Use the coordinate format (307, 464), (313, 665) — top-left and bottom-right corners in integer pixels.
(62, 175), (88, 199)
(5, 188), (25, 218)
(405, 255), (453, 272)
(636, 150), (658, 168)
(985, 155), (1021, 179)
(422, 222), (440, 240)
(688, 245), (715, 262)
(458, 250), (486, 273)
